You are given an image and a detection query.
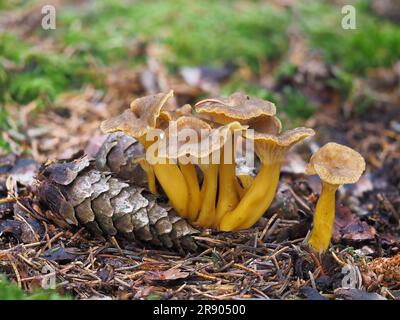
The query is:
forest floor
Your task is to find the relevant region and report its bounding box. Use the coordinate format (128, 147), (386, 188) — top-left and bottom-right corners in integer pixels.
(0, 0), (399, 299)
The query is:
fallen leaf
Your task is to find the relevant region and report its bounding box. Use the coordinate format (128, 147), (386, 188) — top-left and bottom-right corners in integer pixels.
(333, 206), (376, 244)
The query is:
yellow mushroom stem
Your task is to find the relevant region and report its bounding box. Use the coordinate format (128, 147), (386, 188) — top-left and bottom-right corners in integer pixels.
(235, 178), (246, 199)
(135, 158), (157, 195)
(152, 163), (189, 217)
(215, 148), (240, 227)
(139, 136), (189, 218)
(145, 169), (157, 195)
(307, 182), (339, 253)
(179, 162), (201, 221)
(235, 174), (254, 198)
(195, 164), (219, 228)
(219, 161), (281, 231)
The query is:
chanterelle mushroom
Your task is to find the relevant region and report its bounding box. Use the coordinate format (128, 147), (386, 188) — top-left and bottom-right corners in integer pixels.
(195, 92), (276, 125)
(156, 116), (245, 227)
(100, 91), (189, 217)
(195, 92), (280, 226)
(305, 142), (366, 253)
(154, 116), (208, 221)
(219, 126), (315, 231)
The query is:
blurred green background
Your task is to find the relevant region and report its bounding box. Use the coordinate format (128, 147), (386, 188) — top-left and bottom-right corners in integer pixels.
(0, 0), (399, 152)
(1, 0), (400, 151)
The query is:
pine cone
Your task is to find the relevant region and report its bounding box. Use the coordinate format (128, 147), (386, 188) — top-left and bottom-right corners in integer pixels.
(37, 156), (199, 253)
(95, 132), (147, 187)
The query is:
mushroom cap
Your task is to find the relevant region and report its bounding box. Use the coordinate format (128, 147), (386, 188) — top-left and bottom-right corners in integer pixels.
(195, 92), (276, 125)
(158, 115), (210, 137)
(100, 91), (173, 138)
(244, 127), (315, 164)
(161, 103), (194, 122)
(173, 104), (193, 118)
(250, 115), (282, 135)
(248, 127), (315, 146)
(306, 142), (366, 185)
(155, 116), (245, 163)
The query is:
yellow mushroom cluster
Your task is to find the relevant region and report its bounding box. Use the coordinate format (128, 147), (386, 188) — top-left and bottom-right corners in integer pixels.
(101, 91), (313, 229)
(100, 91), (366, 253)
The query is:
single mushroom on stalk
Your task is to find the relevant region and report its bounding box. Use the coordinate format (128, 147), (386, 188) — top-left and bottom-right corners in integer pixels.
(195, 92), (278, 226)
(100, 91), (189, 217)
(305, 142), (366, 253)
(219, 126), (315, 231)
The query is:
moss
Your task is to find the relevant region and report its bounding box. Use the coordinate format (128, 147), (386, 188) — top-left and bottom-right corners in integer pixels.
(0, 106), (10, 152)
(281, 86), (316, 122)
(0, 34), (98, 104)
(0, 0), (29, 10)
(0, 33), (29, 63)
(146, 293), (162, 300)
(54, 0), (289, 71)
(275, 62), (298, 79)
(300, 0), (400, 74)
(221, 78), (279, 103)
(328, 69), (354, 100)
(0, 275), (70, 300)
(354, 94), (374, 115)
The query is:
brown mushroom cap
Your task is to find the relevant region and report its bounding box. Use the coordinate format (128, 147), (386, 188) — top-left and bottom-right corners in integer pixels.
(244, 127), (315, 164)
(100, 91), (173, 138)
(195, 92), (276, 125)
(306, 142), (366, 185)
(169, 104), (193, 119)
(250, 115), (282, 134)
(156, 116), (245, 163)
